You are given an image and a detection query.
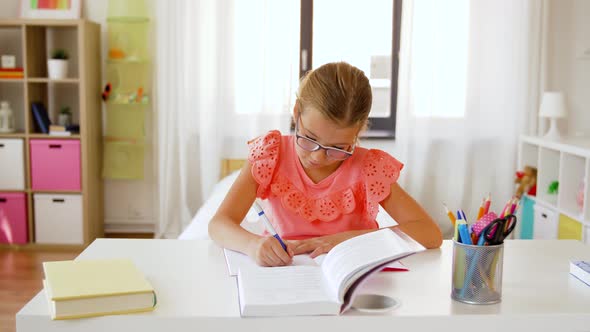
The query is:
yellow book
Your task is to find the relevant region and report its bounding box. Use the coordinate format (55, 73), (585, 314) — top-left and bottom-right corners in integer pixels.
(43, 258), (157, 320)
(0, 73), (24, 78)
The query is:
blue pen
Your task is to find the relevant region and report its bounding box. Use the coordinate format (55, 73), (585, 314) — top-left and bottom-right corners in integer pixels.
(460, 209), (468, 223)
(455, 211), (464, 242)
(477, 232), (486, 246)
(253, 201), (287, 252)
(457, 222), (472, 245)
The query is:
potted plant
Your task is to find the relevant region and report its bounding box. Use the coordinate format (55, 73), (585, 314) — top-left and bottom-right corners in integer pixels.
(48, 49), (69, 79)
(57, 106), (72, 127)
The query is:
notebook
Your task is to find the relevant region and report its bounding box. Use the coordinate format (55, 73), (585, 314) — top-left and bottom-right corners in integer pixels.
(236, 228), (424, 317)
(43, 258), (157, 320)
(570, 260), (590, 286)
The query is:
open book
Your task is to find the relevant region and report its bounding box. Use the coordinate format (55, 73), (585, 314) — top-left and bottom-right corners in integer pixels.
(236, 228), (424, 317)
(224, 248), (407, 276)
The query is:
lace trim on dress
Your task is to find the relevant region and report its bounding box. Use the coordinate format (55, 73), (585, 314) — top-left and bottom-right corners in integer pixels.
(361, 149), (403, 221)
(247, 130), (281, 198)
(274, 150), (402, 223)
(248, 132), (402, 223)
(270, 175), (357, 222)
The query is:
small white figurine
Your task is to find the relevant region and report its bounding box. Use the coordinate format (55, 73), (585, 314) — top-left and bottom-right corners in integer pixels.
(0, 101), (15, 133)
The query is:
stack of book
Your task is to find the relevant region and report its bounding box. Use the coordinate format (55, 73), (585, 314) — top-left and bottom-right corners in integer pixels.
(0, 67), (24, 79)
(49, 124), (80, 136)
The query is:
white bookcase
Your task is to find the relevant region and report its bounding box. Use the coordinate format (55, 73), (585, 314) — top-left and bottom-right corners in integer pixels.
(518, 135), (590, 243)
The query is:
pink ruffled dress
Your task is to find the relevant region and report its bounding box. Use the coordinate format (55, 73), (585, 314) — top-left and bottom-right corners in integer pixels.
(248, 130), (403, 240)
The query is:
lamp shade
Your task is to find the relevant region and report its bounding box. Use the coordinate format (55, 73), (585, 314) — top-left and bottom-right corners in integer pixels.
(539, 92), (567, 118)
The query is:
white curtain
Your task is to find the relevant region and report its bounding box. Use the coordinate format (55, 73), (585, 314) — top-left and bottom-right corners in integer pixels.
(154, 0), (542, 239)
(395, 0), (544, 237)
(155, 0), (298, 238)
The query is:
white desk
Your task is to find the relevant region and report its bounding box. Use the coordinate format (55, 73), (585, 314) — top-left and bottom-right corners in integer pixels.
(17, 239), (590, 332)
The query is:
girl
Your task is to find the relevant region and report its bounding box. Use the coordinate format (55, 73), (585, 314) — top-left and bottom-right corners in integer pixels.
(209, 62), (442, 267)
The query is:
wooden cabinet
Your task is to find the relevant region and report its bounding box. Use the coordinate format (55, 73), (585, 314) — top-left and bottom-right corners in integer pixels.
(0, 19), (103, 248)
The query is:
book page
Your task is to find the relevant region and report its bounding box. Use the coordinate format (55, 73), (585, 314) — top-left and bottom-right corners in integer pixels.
(314, 254), (408, 271)
(233, 229), (423, 317)
(320, 229), (420, 301)
(224, 248), (320, 276)
(238, 266), (333, 305)
(237, 265), (339, 316)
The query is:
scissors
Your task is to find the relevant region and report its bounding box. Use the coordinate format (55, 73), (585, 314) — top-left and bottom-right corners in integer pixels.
(477, 215), (517, 245)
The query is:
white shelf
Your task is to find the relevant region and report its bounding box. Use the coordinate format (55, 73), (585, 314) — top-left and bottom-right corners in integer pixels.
(519, 135), (590, 243)
(521, 135), (590, 158)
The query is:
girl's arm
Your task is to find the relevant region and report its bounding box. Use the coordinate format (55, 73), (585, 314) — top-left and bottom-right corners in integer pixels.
(381, 182), (443, 249)
(208, 162), (293, 266)
(290, 182), (442, 257)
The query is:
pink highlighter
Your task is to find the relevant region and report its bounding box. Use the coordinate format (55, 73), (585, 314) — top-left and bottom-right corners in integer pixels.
(471, 212), (498, 238)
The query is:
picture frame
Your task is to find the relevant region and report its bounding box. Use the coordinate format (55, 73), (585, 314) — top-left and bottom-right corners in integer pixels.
(20, 0), (81, 19)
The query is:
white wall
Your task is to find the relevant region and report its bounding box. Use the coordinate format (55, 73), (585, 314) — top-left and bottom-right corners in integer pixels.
(0, 1), (156, 233)
(547, 0), (590, 137)
(0, 2), (19, 17)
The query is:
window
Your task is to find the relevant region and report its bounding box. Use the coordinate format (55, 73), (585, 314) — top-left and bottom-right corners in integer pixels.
(300, 0), (402, 138)
(234, 0), (300, 115)
(410, 0), (469, 118)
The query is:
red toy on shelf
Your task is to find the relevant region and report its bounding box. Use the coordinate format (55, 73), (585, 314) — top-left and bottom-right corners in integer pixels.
(514, 166), (537, 198)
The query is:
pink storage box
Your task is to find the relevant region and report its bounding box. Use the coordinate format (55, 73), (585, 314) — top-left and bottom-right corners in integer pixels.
(0, 192), (28, 244)
(30, 139), (81, 191)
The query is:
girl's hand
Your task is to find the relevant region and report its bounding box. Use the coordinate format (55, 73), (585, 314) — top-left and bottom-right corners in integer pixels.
(247, 236), (294, 267)
(289, 231), (364, 258)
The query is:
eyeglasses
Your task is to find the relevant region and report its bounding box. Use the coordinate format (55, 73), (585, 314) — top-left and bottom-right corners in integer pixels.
(294, 116), (355, 160)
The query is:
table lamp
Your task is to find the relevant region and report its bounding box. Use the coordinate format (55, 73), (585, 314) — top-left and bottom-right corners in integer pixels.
(539, 91), (567, 140)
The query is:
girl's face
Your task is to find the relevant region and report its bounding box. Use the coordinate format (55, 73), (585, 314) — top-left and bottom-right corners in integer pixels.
(294, 108), (360, 172)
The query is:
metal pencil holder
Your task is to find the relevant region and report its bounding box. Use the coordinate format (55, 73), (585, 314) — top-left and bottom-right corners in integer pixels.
(451, 241), (504, 304)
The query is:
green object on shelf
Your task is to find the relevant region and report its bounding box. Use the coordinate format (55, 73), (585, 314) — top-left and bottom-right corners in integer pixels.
(51, 49), (68, 60)
(547, 181), (559, 195)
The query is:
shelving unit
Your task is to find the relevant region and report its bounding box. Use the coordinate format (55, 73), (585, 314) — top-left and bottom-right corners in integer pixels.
(517, 135), (590, 243)
(0, 19), (103, 248)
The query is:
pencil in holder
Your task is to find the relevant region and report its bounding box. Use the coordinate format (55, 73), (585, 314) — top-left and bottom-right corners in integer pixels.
(451, 241), (504, 304)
